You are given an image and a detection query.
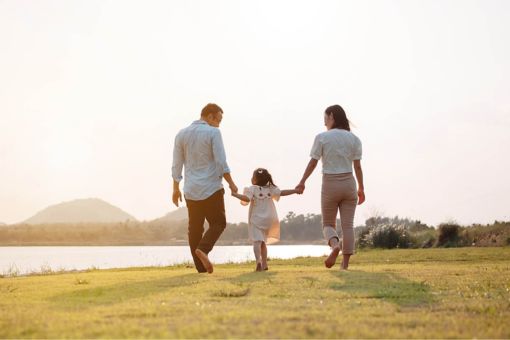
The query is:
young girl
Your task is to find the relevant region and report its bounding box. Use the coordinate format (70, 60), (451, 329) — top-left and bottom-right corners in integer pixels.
(232, 168), (299, 271)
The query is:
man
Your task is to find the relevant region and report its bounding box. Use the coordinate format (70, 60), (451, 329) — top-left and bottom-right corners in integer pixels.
(171, 103), (238, 273)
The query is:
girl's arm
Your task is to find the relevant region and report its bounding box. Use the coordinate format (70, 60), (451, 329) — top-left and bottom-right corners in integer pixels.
(280, 189), (299, 196)
(231, 191), (250, 203)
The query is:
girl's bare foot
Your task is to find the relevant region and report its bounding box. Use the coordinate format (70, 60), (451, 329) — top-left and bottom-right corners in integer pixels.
(195, 249), (213, 273)
(324, 246), (341, 268)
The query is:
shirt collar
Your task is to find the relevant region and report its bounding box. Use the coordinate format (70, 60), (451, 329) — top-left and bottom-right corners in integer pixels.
(192, 120), (208, 125)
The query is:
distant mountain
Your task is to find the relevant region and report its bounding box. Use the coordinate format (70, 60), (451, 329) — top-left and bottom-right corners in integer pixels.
(0, 222), (6, 226)
(23, 198), (137, 225)
(155, 207), (188, 222)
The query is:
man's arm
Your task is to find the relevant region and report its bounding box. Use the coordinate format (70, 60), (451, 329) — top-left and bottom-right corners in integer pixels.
(211, 130), (238, 193)
(171, 134), (184, 207)
(223, 173), (238, 194)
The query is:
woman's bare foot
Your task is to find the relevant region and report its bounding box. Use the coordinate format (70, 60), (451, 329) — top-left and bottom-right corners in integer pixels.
(341, 254), (350, 270)
(195, 249), (213, 273)
(255, 262), (263, 272)
(324, 246), (341, 268)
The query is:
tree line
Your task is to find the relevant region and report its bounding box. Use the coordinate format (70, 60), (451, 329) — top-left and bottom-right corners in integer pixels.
(0, 213), (508, 247)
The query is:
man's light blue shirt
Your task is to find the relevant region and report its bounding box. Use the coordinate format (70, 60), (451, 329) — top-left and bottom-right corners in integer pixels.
(172, 120), (231, 201)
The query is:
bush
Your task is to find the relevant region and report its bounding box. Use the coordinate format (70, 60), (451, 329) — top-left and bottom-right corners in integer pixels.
(436, 223), (460, 247)
(413, 229), (436, 248)
(361, 224), (412, 249)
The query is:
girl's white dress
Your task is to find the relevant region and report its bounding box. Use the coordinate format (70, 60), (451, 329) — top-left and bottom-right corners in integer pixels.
(241, 185), (281, 244)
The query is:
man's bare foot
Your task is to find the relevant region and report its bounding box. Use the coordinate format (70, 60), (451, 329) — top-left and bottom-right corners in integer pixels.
(195, 249), (213, 273)
(324, 246), (341, 268)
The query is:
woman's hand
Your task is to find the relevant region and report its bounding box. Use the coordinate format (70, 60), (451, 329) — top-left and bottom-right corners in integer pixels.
(295, 183), (305, 194)
(357, 189), (365, 205)
(296, 159), (317, 195)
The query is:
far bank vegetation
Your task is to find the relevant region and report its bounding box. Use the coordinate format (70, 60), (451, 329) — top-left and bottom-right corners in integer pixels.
(0, 213), (508, 248)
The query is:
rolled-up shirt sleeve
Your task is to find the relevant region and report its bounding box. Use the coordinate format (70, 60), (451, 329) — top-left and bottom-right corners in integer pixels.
(353, 137), (362, 160)
(310, 134), (322, 160)
(212, 129), (231, 175)
(171, 133), (184, 182)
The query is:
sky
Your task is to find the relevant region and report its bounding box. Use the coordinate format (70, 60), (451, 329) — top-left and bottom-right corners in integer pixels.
(1, 0), (509, 227)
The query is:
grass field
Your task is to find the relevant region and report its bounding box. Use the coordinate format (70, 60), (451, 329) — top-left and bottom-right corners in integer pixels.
(1, 247), (509, 338)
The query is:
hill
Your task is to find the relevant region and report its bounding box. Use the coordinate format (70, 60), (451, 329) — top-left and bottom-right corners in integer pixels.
(23, 198), (137, 224)
(155, 207), (188, 222)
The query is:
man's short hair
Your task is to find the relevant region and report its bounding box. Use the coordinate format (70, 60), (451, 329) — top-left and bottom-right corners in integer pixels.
(201, 103), (223, 117)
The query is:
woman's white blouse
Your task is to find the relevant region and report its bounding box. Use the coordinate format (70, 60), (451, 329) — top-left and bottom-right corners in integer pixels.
(310, 129), (362, 174)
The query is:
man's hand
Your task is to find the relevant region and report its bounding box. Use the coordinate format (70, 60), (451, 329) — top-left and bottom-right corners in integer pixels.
(295, 183), (305, 194)
(358, 189), (365, 205)
(172, 189), (182, 207)
(229, 183), (238, 194)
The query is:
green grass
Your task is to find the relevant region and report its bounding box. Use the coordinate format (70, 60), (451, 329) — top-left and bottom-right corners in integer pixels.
(1, 248), (509, 338)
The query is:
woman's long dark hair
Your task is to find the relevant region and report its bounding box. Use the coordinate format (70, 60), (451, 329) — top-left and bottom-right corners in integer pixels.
(253, 168), (276, 187)
(325, 105), (350, 131)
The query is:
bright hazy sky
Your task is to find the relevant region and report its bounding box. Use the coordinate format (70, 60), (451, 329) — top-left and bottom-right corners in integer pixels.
(1, 0), (509, 226)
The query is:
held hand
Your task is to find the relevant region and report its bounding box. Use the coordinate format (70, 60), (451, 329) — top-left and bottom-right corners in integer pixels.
(357, 189), (365, 205)
(295, 183), (305, 194)
(230, 183), (238, 194)
(172, 189), (182, 207)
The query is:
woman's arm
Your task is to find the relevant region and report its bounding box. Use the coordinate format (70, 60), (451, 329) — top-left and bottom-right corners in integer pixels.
(295, 158), (319, 193)
(353, 159), (365, 205)
(231, 191), (250, 203)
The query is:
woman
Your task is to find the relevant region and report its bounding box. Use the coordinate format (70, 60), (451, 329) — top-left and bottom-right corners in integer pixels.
(296, 105), (365, 270)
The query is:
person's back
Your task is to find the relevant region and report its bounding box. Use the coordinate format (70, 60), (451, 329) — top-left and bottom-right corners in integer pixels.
(297, 104), (365, 271)
(311, 129), (362, 175)
(172, 103), (238, 274)
(174, 121), (226, 200)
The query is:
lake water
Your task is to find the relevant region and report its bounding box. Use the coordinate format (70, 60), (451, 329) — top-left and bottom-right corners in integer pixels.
(0, 245), (330, 275)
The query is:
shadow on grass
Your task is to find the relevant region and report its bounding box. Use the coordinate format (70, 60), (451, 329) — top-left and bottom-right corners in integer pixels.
(329, 270), (434, 307)
(209, 270), (277, 298)
(50, 273), (202, 309)
(225, 270), (277, 284)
